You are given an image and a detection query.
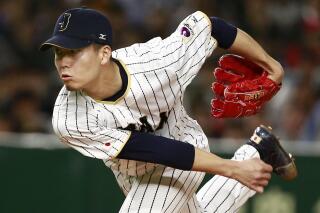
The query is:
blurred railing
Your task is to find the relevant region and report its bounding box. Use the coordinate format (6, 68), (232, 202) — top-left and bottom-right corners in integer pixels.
(0, 133), (319, 213)
(1, 132), (320, 155)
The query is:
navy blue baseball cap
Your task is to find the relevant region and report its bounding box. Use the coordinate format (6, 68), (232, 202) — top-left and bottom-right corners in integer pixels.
(40, 7), (112, 51)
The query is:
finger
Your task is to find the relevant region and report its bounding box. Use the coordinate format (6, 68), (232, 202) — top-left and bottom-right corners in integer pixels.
(214, 68), (243, 83)
(212, 82), (225, 97)
(211, 99), (223, 110)
(261, 162), (273, 173)
(259, 172), (271, 181)
(253, 177), (269, 187)
(219, 54), (263, 78)
(256, 186), (264, 193)
(250, 185), (264, 193)
(211, 99), (224, 118)
(258, 179), (269, 187)
(255, 158), (273, 172)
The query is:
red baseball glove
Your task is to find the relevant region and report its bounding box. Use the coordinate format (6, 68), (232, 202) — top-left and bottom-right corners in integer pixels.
(211, 54), (281, 118)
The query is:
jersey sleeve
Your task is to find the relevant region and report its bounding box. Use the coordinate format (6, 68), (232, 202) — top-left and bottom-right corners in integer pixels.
(161, 11), (217, 86)
(52, 88), (131, 160)
(115, 11), (217, 88)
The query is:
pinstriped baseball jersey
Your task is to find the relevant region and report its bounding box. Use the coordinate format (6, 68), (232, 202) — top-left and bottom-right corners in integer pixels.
(52, 11), (217, 176)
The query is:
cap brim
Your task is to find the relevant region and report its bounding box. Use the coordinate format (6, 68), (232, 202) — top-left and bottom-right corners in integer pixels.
(39, 35), (92, 51)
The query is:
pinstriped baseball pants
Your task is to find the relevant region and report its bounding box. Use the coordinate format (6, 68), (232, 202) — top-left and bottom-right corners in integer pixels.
(116, 144), (258, 213)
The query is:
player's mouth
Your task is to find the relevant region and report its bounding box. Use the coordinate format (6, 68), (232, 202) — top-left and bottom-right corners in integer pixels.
(61, 74), (72, 81)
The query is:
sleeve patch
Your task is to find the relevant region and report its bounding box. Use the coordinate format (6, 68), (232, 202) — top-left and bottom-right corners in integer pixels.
(180, 23), (195, 43)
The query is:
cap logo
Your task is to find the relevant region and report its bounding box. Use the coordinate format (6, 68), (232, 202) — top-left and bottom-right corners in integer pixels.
(58, 13), (71, 31)
(99, 34), (107, 40)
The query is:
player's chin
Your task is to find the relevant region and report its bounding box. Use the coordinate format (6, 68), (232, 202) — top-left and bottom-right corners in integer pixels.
(64, 83), (80, 91)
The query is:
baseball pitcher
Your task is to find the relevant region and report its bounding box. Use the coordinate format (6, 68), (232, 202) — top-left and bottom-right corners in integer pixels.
(40, 7), (297, 212)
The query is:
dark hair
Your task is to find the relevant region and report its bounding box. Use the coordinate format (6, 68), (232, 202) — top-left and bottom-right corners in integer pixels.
(92, 43), (105, 52)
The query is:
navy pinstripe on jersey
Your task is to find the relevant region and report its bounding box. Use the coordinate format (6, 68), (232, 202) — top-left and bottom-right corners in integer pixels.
(52, 11), (217, 176)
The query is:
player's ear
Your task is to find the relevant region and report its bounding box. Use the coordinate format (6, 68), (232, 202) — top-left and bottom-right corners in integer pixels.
(99, 45), (112, 65)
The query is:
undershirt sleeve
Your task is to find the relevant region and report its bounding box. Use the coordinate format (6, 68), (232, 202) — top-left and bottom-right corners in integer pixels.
(117, 131), (195, 170)
(210, 16), (237, 49)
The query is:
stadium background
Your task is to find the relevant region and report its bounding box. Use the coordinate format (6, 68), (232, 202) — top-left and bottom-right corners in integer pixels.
(0, 0), (319, 212)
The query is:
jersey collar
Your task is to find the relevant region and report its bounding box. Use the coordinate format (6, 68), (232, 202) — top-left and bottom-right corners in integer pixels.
(96, 58), (131, 104)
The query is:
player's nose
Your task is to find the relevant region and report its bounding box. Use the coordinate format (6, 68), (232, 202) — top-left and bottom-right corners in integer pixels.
(56, 56), (73, 70)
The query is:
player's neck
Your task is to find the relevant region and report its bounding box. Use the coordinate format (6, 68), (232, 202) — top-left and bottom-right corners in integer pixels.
(84, 60), (122, 100)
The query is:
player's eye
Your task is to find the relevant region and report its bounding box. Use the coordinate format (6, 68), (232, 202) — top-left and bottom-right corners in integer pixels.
(54, 48), (64, 58)
(54, 48), (80, 58)
(68, 49), (78, 55)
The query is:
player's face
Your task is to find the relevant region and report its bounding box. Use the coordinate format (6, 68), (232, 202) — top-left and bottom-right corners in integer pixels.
(54, 45), (101, 91)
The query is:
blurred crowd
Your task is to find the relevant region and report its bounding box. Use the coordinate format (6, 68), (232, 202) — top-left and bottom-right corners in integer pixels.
(0, 0), (319, 143)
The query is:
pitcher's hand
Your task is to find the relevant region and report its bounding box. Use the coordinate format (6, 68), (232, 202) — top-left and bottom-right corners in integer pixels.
(232, 158), (273, 193)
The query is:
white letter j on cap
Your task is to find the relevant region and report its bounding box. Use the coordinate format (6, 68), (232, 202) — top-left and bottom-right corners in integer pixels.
(58, 13), (71, 31)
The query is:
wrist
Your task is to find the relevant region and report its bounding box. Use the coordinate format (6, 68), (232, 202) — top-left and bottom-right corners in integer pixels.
(266, 59), (284, 84)
(220, 159), (240, 179)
